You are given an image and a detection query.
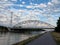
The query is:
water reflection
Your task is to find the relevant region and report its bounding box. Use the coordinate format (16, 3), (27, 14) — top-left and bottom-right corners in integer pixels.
(0, 31), (45, 45)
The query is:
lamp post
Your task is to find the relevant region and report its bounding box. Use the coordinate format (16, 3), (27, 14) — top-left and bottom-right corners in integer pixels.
(10, 11), (13, 28)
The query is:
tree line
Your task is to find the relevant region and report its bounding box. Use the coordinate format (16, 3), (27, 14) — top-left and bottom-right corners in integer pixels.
(55, 17), (60, 32)
(0, 26), (8, 32)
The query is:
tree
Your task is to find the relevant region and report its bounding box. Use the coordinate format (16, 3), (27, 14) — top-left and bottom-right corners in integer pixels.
(0, 26), (8, 32)
(55, 17), (60, 32)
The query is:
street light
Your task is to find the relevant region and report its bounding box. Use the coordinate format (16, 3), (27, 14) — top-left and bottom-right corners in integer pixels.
(10, 11), (13, 28)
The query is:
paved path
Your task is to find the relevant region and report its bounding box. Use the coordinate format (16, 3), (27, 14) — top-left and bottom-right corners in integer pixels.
(26, 32), (57, 45)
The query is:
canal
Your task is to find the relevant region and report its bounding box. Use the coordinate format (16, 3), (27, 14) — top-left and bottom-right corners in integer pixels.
(0, 31), (46, 45)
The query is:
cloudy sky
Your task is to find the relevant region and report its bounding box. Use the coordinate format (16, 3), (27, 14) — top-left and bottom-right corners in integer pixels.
(0, 0), (60, 27)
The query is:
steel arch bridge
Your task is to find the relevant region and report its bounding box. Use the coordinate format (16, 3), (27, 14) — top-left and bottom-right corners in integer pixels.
(13, 20), (55, 29)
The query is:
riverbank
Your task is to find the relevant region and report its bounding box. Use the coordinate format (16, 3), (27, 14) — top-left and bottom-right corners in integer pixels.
(13, 33), (45, 45)
(0, 26), (44, 32)
(51, 32), (60, 45)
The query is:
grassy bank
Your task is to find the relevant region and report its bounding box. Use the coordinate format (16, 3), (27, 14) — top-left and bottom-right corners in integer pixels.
(51, 32), (60, 45)
(13, 33), (45, 45)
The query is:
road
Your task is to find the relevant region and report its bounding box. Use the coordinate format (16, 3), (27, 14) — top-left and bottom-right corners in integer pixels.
(26, 32), (57, 45)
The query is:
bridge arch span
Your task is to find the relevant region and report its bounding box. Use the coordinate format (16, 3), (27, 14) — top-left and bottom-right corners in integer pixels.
(13, 20), (55, 28)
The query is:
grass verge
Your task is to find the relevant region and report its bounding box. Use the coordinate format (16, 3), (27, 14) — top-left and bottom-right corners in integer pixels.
(13, 33), (45, 45)
(51, 32), (60, 45)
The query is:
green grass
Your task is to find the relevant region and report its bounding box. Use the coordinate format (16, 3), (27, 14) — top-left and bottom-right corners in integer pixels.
(13, 33), (45, 45)
(51, 32), (60, 45)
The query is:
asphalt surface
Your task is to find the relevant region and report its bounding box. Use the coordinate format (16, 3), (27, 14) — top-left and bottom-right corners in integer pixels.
(26, 32), (57, 45)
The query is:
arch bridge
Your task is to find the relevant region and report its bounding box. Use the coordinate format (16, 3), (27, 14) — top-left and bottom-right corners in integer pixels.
(11, 20), (55, 31)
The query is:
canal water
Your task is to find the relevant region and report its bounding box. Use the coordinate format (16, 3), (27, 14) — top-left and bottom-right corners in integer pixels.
(0, 31), (45, 45)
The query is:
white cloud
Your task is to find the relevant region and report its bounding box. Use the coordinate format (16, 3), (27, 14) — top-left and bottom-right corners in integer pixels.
(52, 0), (60, 4)
(39, 3), (47, 8)
(11, 0), (17, 2)
(22, 1), (25, 4)
(26, 6), (33, 8)
(30, 2), (33, 5)
(48, 2), (53, 5)
(0, 0), (8, 2)
(20, 4), (24, 7)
